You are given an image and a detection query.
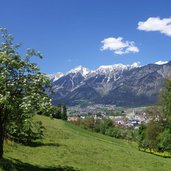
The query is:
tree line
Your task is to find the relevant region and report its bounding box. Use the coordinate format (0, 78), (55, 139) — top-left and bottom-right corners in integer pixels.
(51, 104), (67, 120)
(70, 117), (138, 141)
(138, 79), (171, 153)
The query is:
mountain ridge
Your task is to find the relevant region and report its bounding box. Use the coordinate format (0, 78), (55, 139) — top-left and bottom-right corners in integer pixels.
(47, 62), (141, 80)
(48, 61), (171, 107)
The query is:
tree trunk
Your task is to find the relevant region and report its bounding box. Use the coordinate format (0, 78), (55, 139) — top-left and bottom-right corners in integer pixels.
(0, 120), (4, 160)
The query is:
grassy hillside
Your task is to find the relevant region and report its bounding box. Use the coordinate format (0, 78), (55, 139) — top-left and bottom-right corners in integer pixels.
(1, 115), (171, 171)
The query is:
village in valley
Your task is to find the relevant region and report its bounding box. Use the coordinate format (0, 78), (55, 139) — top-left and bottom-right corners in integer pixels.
(67, 104), (148, 129)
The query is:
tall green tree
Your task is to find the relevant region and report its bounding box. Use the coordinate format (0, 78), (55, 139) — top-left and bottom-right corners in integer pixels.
(51, 104), (68, 120)
(0, 28), (52, 159)
(62, 105), (67, 120)
(161, 78), (171, 125)
(157, 129), (171, 152)
(145, 120), (162, 151)
(52, 104), (62, 119)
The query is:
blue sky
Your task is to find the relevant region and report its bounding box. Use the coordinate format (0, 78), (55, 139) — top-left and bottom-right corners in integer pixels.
(0, 0), (171, 74)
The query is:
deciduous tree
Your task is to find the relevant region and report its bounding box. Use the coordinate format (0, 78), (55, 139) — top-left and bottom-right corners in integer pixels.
(0, 28), (51, 159)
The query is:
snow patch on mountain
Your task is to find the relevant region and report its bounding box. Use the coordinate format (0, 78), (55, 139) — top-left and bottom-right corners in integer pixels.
(67, 65), (91, 77)
(155, 61), (168, 65)
(96, 62), (141, 74)
(47, 72), (64, 81)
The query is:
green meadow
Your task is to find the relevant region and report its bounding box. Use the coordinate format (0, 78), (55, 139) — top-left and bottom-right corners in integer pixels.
(1, 115), (171, 171)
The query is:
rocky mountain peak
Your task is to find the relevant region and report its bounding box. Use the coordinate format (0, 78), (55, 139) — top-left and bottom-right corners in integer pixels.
(47, 72), (64, 81)
(95, 62), (141, 74)
(67, 65), (91, 77)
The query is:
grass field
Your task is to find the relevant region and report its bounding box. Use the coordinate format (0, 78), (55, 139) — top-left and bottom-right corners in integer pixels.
(1, 115), (171, 171)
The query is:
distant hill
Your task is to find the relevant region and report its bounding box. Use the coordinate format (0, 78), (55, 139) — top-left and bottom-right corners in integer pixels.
(3, 115), (171, 171)
(48, 61), (171, 107)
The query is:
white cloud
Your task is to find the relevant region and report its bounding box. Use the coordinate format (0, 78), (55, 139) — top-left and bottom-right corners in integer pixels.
(155, 60), (168, 65)
(137, 17), (171, 36)
(101, 37), (139, 55)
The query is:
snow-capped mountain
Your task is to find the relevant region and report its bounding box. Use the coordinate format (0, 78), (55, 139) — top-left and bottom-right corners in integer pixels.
(93, 63), (141, 82)
(95, 62), (141, 74)
(47, 62), (141, 81)
(47, 72), (64, 82)
(48, 61), (171, 107)
(67, 66), (90, 78)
